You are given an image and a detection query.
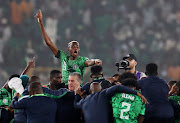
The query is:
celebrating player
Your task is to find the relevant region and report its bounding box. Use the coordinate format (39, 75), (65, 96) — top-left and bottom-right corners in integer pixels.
(35, 10), (102, 85)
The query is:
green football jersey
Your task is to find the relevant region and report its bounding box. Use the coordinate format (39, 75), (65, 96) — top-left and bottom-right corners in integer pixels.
(111, 93), (145, 123)
(0, 88), (12, 106)
(56, 50), (88, 85)
(169, 95), (180, 123)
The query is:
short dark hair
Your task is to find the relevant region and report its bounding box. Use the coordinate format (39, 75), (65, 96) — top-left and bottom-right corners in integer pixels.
(9, 74), (20, 80)
(146, 63), (158, 75)
(29, 76), (40, 83)
(121, 78), (138, 88)
(69, 72), (82, 82)
(29, 82), (42, 93)
(50, 70), (61, 77)
(91, 65), (103, 75)
(100, 80), (112, 90)
(118, 72), (137, 82)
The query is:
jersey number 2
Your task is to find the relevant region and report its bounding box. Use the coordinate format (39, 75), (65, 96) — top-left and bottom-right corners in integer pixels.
(120, 102), (131, 120)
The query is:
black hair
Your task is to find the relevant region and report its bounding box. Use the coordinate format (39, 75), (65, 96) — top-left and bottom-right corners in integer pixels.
(29, 81), (42, 93)
(9, 74), (20, 80)
(100, 80), (112, 90)
(118, 72), (137, 82)
(145, 63), (158, 75)
(29, 76), (40, 83)
(50, 70), (61, 77)
(91, 65), (103, 75)
(121, 78), (138, 88)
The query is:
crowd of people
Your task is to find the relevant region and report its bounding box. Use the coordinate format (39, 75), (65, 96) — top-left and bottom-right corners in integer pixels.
(0, 14), (180, 121)
(0, 0), (180, 122)
(1, 0), (180, 85)
(0, 59), (180, 123)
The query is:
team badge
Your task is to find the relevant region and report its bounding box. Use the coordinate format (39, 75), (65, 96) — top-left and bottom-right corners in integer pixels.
(2, 99), (7, 104)
(73, 64), (79, 70)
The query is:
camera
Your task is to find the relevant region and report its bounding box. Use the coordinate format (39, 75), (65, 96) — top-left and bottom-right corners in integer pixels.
(115, 60), (130, 71)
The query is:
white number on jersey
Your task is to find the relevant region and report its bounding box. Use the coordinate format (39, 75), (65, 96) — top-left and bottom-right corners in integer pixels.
(120, 102), (131, 120)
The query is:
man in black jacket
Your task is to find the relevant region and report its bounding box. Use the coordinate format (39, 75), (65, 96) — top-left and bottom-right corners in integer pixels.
(10, 82), (60, 123)
(74, 82), (148, 123)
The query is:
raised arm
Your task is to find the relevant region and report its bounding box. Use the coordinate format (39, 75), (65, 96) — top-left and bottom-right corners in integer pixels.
(84, 59), (102, 66)
(35, 9), (58, 56)
(21, 57), (35, 76)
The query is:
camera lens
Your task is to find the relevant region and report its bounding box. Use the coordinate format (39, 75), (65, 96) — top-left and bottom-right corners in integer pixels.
(120, 60), (129, 68)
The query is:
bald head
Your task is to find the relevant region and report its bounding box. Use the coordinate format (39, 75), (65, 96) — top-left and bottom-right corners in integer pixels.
(90, 82), (102, 94)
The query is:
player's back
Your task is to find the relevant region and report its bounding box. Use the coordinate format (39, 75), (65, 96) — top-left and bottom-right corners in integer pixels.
(111, 93), (145, 123)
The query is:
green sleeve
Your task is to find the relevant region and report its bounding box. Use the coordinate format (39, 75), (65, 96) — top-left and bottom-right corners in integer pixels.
(79, 56), (88, 68)
(139, 103), (145, 115)
(55, 50), (68, 61)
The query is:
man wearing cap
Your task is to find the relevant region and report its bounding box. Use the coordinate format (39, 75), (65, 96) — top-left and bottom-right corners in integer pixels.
(123, 54), (146, 80)
(35, 10), (102, 85)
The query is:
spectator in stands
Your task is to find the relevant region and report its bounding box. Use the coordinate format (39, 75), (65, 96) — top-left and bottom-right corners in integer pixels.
(138, 63), (174, 123)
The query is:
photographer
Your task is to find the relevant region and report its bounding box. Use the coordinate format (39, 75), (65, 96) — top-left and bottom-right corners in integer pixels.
(119, 54), (146, 80)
